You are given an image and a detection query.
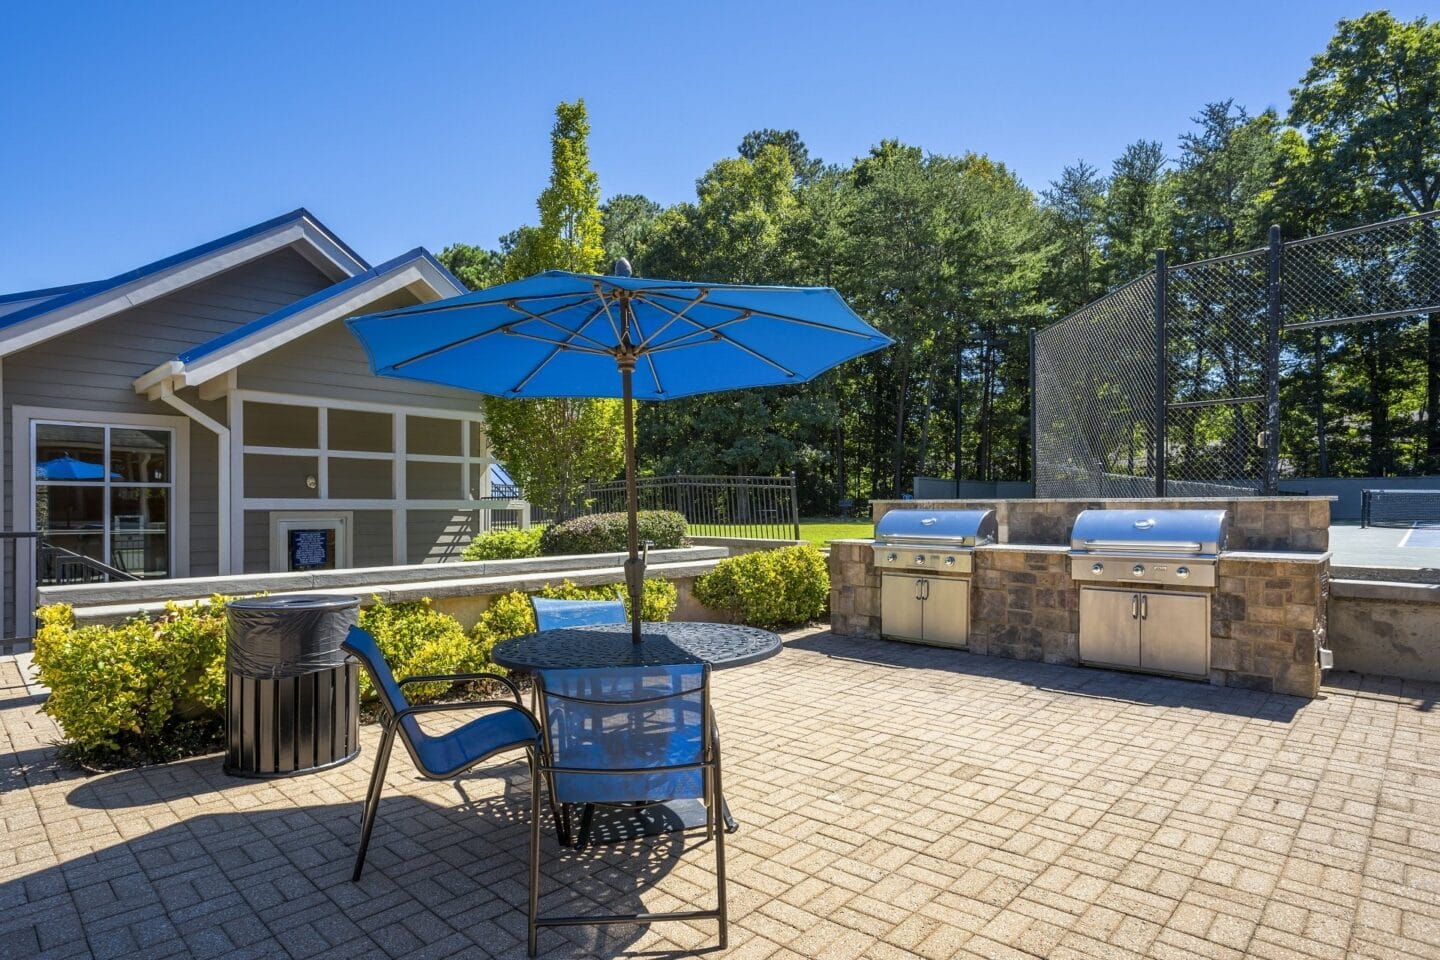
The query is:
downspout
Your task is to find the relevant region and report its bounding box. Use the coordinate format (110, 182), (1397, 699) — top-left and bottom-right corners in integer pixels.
(154, 381), (231, 575)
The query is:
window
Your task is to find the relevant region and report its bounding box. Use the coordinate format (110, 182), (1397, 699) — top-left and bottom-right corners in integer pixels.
(34, 422), (175, 580)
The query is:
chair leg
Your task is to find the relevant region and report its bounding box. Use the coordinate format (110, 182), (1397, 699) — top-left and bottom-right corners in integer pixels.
(529, 749), (542, 958)
(712, 750), (728, 949)
(352, 722), (396, 882)
(575, 803), (595, 850)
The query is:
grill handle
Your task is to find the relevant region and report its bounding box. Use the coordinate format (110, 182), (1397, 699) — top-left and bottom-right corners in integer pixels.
(1140, 594), (1148, 620)
(1082, 539), (1204, 553)
(1130, 594), (1139, 620)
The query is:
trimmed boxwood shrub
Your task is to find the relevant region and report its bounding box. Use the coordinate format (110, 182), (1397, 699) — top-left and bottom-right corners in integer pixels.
(32, 598), (229, 765)
(693, 544), (830, 628)
(461, 526), (543, 560)
(539, 510), (687, 556)
(472, 578), (679, 650)
(357, 597), (486, 703)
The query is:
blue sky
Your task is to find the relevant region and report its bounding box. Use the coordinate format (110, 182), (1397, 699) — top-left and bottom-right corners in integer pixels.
(2, 1), (1429, 291)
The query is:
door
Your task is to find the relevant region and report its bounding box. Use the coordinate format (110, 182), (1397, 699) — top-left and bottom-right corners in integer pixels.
(1078, 587), (1142, 668)
(1139, 591), (1209, 677)
(921, 577), (970, 648)
(881, 575), (925, 642)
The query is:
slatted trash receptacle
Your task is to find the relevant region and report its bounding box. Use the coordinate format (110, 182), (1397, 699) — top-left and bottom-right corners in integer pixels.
(225, 595), (361, 777)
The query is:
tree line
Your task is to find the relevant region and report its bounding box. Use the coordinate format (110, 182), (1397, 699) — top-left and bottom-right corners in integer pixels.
(443, 11), (1439, 514)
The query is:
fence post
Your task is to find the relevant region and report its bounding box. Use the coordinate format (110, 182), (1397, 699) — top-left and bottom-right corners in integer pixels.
(1028, 327), (1038, 497)
(1264, 224), (1283, 495)
(1153, 250), (1168, 497)
(788, 472), (801, 542)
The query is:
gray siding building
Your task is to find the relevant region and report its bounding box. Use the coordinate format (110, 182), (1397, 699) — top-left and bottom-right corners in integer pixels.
(0, 209), (526, 635)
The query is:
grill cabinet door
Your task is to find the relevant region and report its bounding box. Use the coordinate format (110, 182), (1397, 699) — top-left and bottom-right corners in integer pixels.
(881, 575), (925, 642)
(1078, 587), (1142, 668)
(920, 577), (969, 648)
(1138, 591), (1209, 677)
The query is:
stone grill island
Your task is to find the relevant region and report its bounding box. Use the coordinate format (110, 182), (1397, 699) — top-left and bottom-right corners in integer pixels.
(829, 497), (1333, 698)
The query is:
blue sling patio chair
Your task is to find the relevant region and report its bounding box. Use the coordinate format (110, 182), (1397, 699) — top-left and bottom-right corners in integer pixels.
(341, 626), (540, 882)
(527, 663), (727, 956)
(530, 597), (627, 631)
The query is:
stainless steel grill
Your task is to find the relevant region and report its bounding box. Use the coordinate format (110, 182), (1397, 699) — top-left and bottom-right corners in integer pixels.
(873, 509), (996, 649)
(1070, 508), (1228, 679)
(873, 509), (997, 574)
(1069, 508), (1227, 588)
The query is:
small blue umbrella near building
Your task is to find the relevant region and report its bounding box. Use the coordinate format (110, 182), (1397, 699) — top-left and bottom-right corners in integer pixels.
(37, 455), (112, 481)
(346, 261), (892, 642)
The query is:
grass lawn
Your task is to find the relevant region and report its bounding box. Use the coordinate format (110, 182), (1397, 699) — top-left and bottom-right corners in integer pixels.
(688, 518), (871, 547)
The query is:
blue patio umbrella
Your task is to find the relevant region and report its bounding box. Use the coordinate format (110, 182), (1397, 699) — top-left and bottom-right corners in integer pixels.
(346, 263), (892, 642)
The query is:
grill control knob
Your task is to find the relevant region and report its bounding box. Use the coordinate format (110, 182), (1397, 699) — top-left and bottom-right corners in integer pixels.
(944, 556), (955, 567)
(1091, 562), (1104, 575)
(914, 554), (926, 565)
(1175, 565), (1190, 579)
(886, 552), (897, 562)
(1132, 563), (1147, 577)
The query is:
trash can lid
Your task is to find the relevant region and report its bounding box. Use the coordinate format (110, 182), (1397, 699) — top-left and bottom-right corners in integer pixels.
(227, 595), (361, 612)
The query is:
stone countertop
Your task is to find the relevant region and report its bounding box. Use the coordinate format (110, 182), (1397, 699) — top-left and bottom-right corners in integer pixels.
(1222, 550), (1332, 563)
(874, 496), (1338, 505)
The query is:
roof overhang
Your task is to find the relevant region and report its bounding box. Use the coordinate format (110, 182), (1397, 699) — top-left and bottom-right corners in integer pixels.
(0, 210), (367, 359)
(134, 250), (465, 399)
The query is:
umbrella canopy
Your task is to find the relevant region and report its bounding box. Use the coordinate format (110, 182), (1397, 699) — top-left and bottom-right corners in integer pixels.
(37, 455), (113, 481)
(346, 267), (892, 641)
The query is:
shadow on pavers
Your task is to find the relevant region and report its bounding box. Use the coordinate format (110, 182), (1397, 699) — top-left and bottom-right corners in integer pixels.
(4, 757), (712, 959)
(787, 631), (1309, 722)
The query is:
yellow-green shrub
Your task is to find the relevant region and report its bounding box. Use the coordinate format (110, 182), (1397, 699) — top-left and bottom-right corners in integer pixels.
(472, 578), (679, 649)
(461, 526), (543, 560)
(693, 545), (829, 627)
(357, 597), (482, 703)
(32, 598), (229, 759)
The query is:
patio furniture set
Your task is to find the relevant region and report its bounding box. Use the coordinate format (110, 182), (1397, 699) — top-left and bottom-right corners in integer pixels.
(341, 597), (781, 956)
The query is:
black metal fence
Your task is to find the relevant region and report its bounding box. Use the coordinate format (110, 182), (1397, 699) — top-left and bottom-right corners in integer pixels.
(1033, 210), (1440, 498)
(568, 474), (802, 541)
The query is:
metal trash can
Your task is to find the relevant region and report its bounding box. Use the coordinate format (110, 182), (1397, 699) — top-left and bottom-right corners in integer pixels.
(224, 595), (361, 777)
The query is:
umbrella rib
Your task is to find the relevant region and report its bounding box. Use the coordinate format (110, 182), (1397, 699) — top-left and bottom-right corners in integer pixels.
(595, 284), (627, 345)
(644, 325), (797, 377)
(368, 289), (595, 320)
(632, 289), (708, 350)
(644, 353), (664, 395)
(506, 302), (613, 392)
(646, 290), (885, 339)
(506, 302), (614, 351)
(501, 329), (610, 354)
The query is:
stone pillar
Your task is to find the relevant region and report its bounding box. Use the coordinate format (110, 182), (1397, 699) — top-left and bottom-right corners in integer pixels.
(1211, 553), (1327, 697)
(828, 540), (880, 639)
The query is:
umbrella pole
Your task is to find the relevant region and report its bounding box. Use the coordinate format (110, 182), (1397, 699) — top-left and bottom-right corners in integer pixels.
(620, 361), (644, 643)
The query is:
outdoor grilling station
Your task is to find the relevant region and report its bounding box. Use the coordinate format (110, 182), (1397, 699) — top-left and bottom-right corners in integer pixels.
(829, 496), (1333, 698)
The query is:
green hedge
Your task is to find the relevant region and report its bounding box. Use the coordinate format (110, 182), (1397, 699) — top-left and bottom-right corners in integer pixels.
(461, 526), (543, 561)
(539, 510), (687, 556)
(356, 597), (488, 703)
(693, 544), (829, 628)
(32, 598), (229, 763)
(472, 578), (678, 647)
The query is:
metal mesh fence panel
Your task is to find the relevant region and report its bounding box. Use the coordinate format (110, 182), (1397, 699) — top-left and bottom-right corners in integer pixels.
(1164, 249), (1269, 494)
(1033, 273), (1159, 497)
(1285, 211), (1440, 332)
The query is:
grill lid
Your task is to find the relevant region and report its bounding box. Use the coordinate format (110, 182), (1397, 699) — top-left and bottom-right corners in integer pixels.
(1070, 509), (1227, 556)
(876, 508), (998, 546)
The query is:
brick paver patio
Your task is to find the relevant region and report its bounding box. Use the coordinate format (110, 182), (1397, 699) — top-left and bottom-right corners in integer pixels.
(3, 628), (1439, 959)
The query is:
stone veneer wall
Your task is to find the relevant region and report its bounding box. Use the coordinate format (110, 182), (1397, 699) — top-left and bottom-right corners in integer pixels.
(874, 497), (1331, 552)
(828, 538), (1329, 698)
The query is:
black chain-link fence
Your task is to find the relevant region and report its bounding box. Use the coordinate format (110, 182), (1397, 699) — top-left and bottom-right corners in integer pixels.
(1034, 210), (1440, 498)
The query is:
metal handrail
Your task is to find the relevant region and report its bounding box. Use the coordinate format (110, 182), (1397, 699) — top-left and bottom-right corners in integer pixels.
(36, 538), (140, 583)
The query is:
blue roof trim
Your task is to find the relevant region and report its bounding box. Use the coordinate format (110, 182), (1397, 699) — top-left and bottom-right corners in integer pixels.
(175, 247), (458, 366)
(0, 208), (369, 333)
(0, 282), (95, 304)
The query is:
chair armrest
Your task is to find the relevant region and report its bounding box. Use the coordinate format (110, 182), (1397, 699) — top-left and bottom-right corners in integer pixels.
(394, 698), (540, 730)
(398, 671), (522, 702)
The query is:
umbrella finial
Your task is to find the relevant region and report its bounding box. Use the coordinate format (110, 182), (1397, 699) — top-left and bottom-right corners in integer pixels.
(609, 257), (633, 277)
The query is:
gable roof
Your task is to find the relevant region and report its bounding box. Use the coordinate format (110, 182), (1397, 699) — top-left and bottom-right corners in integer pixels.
(0, 208), (369, 358)
(134, 247), (466, 395)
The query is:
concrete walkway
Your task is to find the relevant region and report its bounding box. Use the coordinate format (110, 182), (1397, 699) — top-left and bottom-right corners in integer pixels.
(3, 630), (1439, 959)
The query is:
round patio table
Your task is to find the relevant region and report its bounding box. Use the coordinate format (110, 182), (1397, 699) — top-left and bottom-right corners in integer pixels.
(491, 620), (781, 844)
(490, 620), (781, 672)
